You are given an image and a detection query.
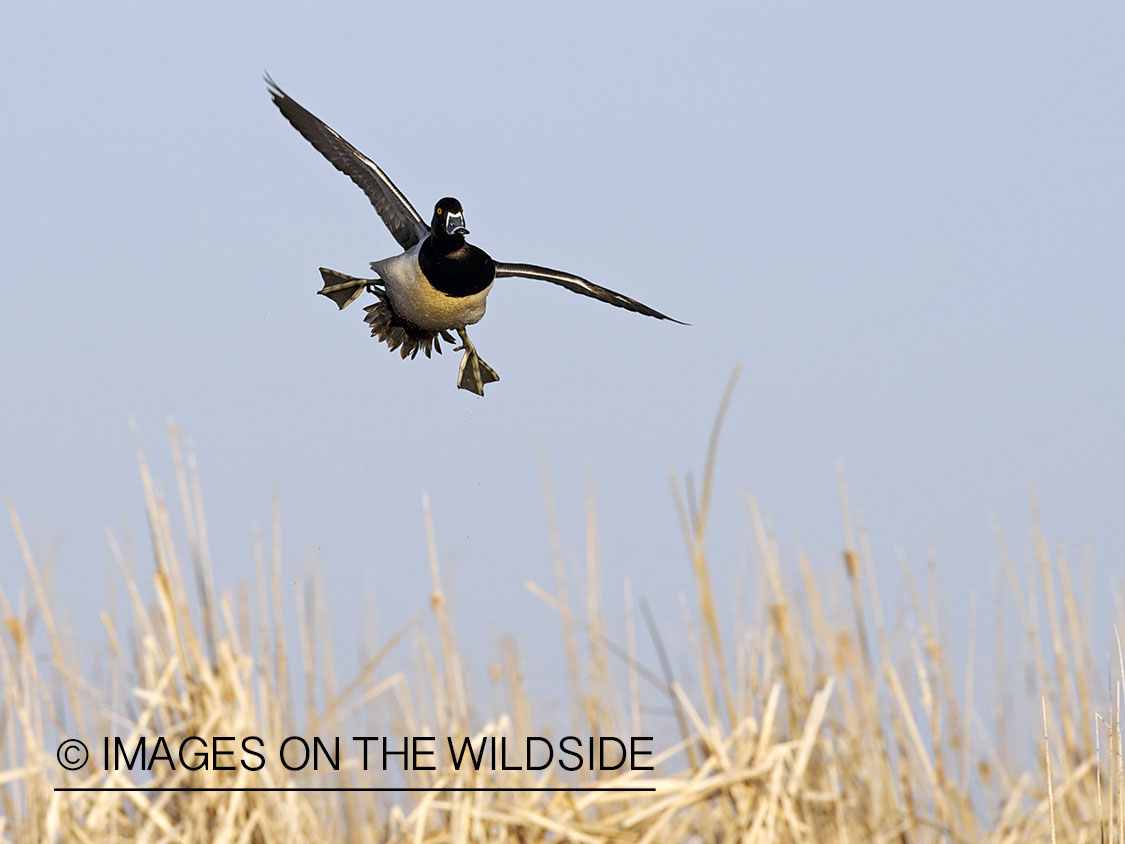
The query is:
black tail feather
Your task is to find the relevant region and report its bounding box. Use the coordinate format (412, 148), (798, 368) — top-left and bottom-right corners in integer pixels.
(362, 298), (454, 360)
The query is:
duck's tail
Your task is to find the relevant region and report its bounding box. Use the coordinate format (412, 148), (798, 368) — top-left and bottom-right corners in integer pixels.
(363, 295), (455, 360)
(318, 268), (374, 310)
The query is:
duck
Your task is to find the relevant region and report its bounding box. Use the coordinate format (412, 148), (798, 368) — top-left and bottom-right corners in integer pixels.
(267, 76), (683, 395)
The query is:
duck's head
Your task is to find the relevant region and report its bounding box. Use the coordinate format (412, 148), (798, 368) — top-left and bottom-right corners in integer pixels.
(431, 198), (468, 238)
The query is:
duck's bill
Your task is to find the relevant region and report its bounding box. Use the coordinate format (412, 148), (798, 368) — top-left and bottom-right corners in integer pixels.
(445, 210), (469, 236)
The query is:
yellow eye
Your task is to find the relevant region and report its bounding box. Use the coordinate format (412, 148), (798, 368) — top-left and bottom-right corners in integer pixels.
(436, 207), (443, 215)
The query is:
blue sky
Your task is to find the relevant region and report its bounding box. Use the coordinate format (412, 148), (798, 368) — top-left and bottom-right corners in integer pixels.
(2, 2), (1123, 723)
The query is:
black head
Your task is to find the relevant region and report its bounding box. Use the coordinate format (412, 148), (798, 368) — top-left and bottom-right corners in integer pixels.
(431, 198), (468, 238)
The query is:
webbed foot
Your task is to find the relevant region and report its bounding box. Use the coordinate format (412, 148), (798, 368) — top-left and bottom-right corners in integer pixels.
(318, 268), (371, 309)
(454, 328), (501, 396)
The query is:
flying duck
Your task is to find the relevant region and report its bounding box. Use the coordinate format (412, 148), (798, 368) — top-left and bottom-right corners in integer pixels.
(267, 76), (683, 395)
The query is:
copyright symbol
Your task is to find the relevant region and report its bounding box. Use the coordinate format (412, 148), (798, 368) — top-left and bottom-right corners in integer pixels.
(57, 739), (88, 771)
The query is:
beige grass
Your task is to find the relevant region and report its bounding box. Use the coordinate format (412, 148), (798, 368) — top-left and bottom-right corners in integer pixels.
(1, 393), (1123, 842)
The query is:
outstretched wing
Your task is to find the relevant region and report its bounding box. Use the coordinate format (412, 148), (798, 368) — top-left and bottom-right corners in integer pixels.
(266, 75), (429, 250)
(494, 262), (686, 324)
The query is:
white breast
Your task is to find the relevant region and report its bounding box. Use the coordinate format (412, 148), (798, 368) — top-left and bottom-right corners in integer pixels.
(371, 241), (492, 330)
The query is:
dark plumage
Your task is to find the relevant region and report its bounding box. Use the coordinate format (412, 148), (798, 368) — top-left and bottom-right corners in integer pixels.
(419, 199), (496, 298)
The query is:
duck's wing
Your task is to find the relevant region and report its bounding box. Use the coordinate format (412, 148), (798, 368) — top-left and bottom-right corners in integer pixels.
(494, 262), (686, 324)
(267, 75), (429, 251)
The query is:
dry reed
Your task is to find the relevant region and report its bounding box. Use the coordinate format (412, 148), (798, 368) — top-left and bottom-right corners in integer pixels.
(1, 394), (1122, 843)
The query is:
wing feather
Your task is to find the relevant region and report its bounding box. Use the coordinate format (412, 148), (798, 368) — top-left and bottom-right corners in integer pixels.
(267, 75), (429, 250)
(494, 262), (685, 324)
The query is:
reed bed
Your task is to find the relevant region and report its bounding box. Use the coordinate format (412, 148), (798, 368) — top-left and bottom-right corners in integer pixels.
(2, 395), (1123, 842)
